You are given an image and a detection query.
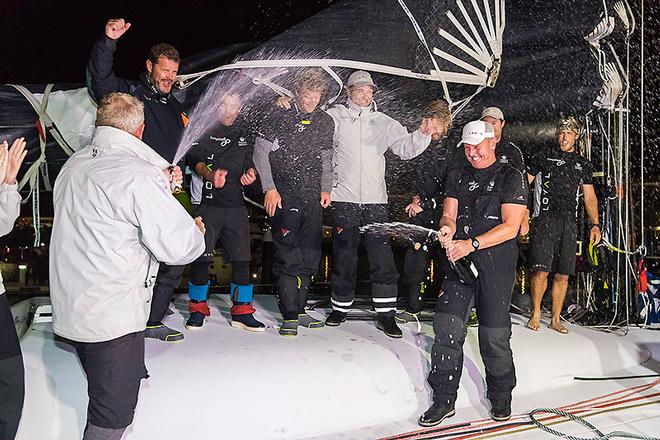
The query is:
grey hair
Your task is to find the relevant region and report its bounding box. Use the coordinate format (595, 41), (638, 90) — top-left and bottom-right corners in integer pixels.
(96, 93), (145, 133)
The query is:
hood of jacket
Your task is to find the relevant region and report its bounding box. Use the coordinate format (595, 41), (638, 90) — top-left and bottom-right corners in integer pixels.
(91, 125), (170, 170)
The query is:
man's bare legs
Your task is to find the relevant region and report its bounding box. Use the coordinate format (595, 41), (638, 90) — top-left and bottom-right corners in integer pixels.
(528, 271), (548, 331)
(549, 274), (569, 333)
(528, 271), (570, 333)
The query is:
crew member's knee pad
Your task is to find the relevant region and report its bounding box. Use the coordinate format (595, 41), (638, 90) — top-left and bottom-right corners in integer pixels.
(478, 326), (512, 355)
(433, 312), (467, 345)
(188, 281), (210, 302)
(230, 283), (253, 303)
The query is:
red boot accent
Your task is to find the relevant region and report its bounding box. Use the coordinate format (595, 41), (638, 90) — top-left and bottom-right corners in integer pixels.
(231, 304), (256, 316)
(189, 300), (211, 316)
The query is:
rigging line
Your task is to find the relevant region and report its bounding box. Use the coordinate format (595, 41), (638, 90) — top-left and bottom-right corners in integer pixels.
(623, 0), (633, 329)
(640, 0), (645, 248)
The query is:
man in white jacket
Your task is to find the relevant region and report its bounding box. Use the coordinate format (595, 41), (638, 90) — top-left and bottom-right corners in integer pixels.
(325, 71), (441, 338)
(0, 138), (28, 440)
(50, 93), (205, 440)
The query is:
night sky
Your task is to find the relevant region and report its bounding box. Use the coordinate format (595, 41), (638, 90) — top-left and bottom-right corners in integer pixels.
(0, 0), (335, 84)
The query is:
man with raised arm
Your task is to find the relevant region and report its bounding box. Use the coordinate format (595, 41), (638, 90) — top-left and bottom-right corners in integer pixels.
(87, 18), (192, 342)
(398, 99), (453, 323)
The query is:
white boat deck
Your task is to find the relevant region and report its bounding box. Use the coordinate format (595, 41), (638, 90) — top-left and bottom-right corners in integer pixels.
(15, 294), (660, 439)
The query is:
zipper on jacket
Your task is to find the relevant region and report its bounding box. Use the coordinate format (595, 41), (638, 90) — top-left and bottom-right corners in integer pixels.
(358, 110), (362, 203)
(144, 256), (157, 288)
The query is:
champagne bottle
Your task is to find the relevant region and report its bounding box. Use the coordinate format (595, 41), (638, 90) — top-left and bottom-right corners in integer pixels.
(169, 165), (195, 216)
(172, 187), (195, 216)
(449, 255), (479, 285)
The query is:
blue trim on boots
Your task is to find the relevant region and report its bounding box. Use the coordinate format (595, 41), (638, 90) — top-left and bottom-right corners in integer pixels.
(188, 281), (210, 302)
(231, 283), (253, 303)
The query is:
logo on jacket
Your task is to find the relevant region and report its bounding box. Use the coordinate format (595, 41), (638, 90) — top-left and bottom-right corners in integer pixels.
(281, 228), (290, 237)
(548, 158), (566, 167)
(210, 136), (231, 147)
(500, 155), (509, 164)
(575, 163), (583, 171)
(486, 180), (495, 192)
(335, 226), (343, 234)
(468, 181), (479, 191)
(238, 137), (248, 147)
(295, 122), (308, 133)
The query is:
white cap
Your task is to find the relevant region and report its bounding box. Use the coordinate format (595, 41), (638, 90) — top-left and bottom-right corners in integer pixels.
(460, 120), (496, 145)
(347, 70), (377, 88)
(481, 106), (504, 120)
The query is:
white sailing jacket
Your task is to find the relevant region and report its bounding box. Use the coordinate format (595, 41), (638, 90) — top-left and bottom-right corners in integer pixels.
(0, 183), (21, 296)
(326, 99), (431, 204)
(50, 126), (205, 343)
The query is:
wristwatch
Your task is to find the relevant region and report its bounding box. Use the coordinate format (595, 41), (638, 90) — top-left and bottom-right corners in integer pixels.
(470, 237), (480, 250)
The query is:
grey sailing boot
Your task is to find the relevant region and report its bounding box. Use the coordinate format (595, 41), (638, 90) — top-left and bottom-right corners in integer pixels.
(279, 319), (299, 337)
(83, 423), (126, 440)
(395, 310), (420, 323)
(298, 312), (324, 329)
(145, 323), (184, 342)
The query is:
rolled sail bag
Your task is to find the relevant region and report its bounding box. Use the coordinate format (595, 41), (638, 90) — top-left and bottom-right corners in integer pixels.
(449, 256), (479, 285)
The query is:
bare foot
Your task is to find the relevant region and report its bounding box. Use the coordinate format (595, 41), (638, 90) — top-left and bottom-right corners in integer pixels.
(526, 314), (540, 331)
(549, 321), (569, 334)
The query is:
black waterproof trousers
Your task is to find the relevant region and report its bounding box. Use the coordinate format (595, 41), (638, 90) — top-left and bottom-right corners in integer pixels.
(147, 263), (186, 326)
(428, 240), (518, 405)
(402, 241), (443, 314)
(330, 202), (399, 317)
(0, 294), (24, 440)
(62, 331), (147, 430)
(271, 203), (323, 320)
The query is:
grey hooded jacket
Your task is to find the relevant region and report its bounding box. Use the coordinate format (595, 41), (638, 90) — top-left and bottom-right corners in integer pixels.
(326, 99), (432, 204)
(50, 126), (205, 343)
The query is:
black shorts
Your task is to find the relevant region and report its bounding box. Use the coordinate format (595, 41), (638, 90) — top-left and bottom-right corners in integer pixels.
(528, 216), (577, 275)
(62, 331), (148, 429)
(194, 204), (251, 263)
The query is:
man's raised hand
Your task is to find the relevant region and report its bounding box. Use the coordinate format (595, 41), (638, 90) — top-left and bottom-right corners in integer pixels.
(105, 18), (131, 40)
